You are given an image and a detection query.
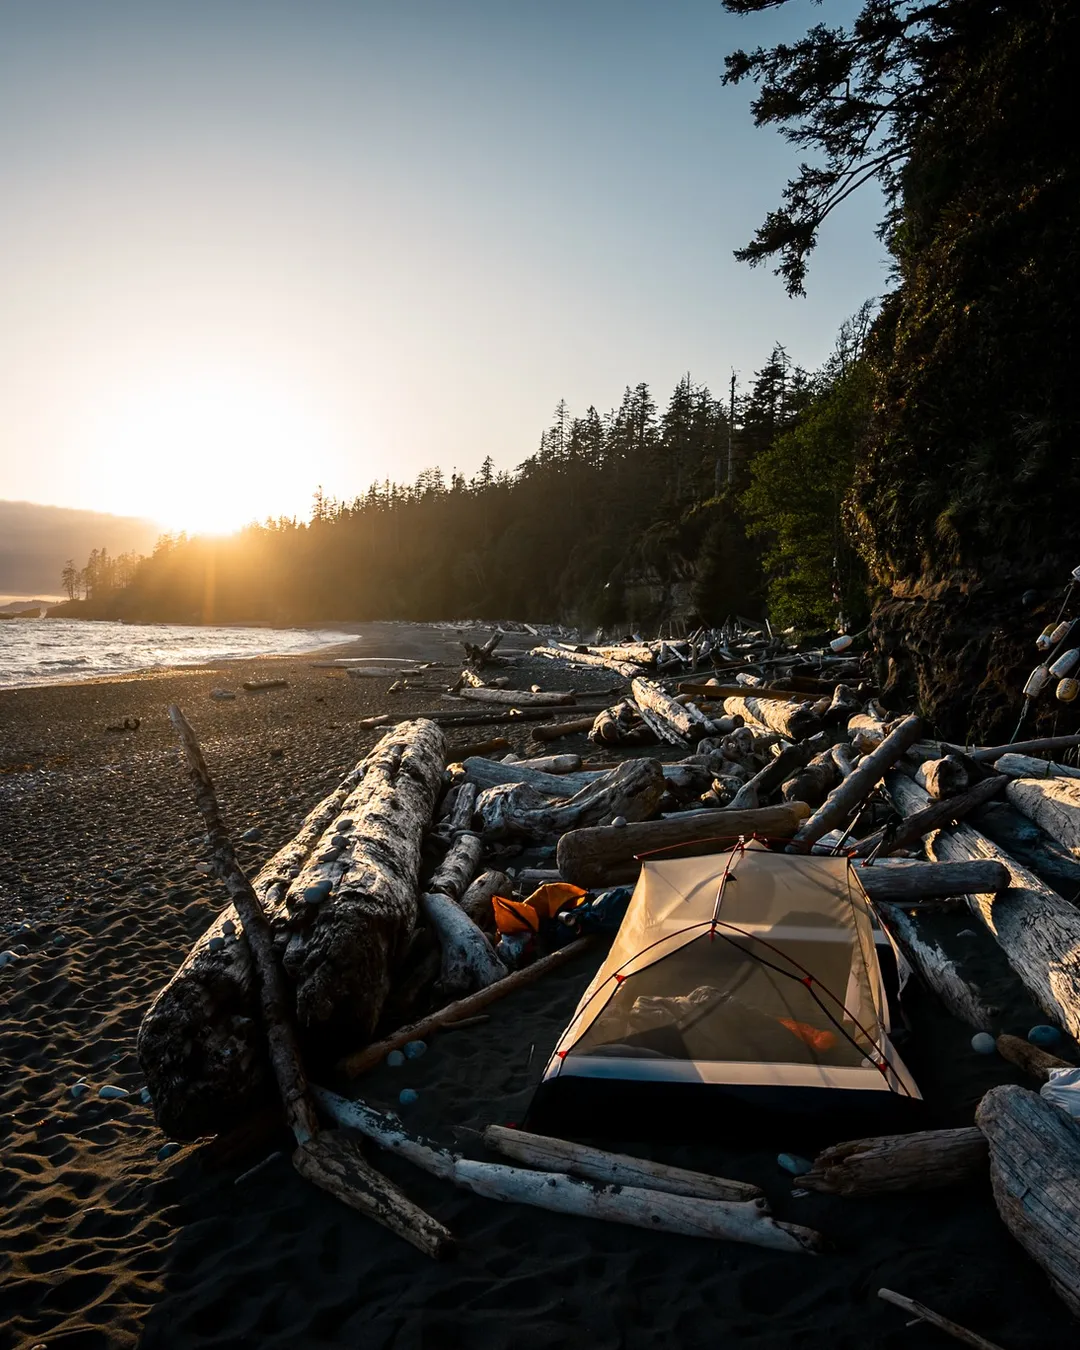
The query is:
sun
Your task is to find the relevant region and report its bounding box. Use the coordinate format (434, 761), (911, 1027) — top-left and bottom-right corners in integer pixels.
(84, 369), (342, 535)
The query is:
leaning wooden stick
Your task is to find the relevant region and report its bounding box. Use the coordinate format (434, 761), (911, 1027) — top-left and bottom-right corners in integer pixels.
(166, 705), (453, 1260)
(338, 937), (596, 1077)
(877, 1288), (1006, 1350)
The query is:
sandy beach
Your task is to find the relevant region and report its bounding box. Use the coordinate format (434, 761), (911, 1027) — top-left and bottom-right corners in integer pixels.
(1, 627), (1076, 1349)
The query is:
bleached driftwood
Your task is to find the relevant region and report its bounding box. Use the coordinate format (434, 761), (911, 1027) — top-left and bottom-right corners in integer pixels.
(1006, 776), (1080, 857)
(457, 687), (575, 707)
(722, 694), (821, 742)
(968, 800), (1080, 892)
(791, 715), (924, 851)
(888, 772), (1080, 1040)
(459, 869), (511, 936)
(513, 753), (583, 774)
(477, 758), (665, 843)
(803, 1127), (987, 1196)
(138, 751), (373, 1139)
(428, 831), (484, 900)
(632, 677), (712, 746)
(482, 1125), (762, 1202)
(534, 713), (608, 742)
(727, 743), (812, 811)
(421, 891), (508, 998)
(977, 1084), (1080, 1319)
(855, 860), (1009, 903)
(914, 756), (972, 799)
(780, 748), (841, 808)
(165, 707), (452, 1259)
(531, 645), (644, 680)
(279, 720), (447, 1039)
(460, 755), (598, 797)
(993, 753), (1080, 781)
(312, 1090), (823, 1253)
(852, 773), (1007, 857)
(874, 902), (998, 1029)
(339, 938), (596, 1078)
(557, 802), (811, 888)
(877, 1289), (1006, 1350)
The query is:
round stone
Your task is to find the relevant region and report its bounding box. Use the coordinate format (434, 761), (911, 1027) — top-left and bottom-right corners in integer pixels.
(777, 1153), (812, 1176)
(1028, 1024), (1063, 1049)
(398, 1088), (419, 1106)
(611, 816), (627, 829)
(241, 827), (263, 843)
(971, 1032), (997, 1055)
(70, 1081), (90, 1099)
(222, 920), (236, 937)
(303, 879), (334, 906)
(404, 1040), (427, 1060)
(386, 1050), (405, 1067)
(208, 936), (226, 953)
(98, 1085), (129, 1100)
(157, 1142), (182, 1161)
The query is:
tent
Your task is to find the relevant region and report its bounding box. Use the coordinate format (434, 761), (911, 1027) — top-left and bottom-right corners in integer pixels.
(527, 842), (922, 1139)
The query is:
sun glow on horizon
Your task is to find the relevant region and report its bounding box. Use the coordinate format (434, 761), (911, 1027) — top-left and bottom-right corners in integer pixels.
(81, 369), (351, 537)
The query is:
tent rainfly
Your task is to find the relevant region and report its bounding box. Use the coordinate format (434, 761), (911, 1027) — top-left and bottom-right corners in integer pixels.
(527, 842), (922, 1139)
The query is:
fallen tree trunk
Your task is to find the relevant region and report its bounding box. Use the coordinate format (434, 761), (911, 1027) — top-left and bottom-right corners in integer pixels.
(803, 1127), (987, 1196)
(138, 753), (372, 1140)
(533, 714), (608, 742)
(995, 1033), (1072, 1083)
(482, 1125), (762, 1202)
(422, 830), (506, 998)
(722, 694), (821, 742)
(632, 677), (712, 746)
(531, 645), (644, 680)
(993, 753), (1080, 781)
(874, 902), (999, 1029)
(970, 800), (1080, 893)
(856, 860), (1009, 903)
(459, 755), (598, 797)
(312, 1091), (823, 1253)
(477, 758), (666, 843)
(852, 774), (1008, 857)
(459, 869), (511, 937)
(791, 715), (924, 851)
(456, 687), (575, 707)
(977, 1084), (1080, 1320)
(339, 938), (596, 1076)
(888, 772), (1080, 1041)
(780, 748), (841, 808)
(1006, 776), (1080, 857)
(962, 734), (1080, 763)
(914, 756), (972, 799)
(557, 802), (812, 888)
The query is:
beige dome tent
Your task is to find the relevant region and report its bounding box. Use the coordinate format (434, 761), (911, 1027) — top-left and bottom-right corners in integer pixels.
(528, 842), (921, 1138)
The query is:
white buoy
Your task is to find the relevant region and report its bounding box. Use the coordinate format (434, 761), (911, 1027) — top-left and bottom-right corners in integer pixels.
(1050, 649), (1080, 678)
(1023, 665), (1051, 697)
(830, 635), (853, 653)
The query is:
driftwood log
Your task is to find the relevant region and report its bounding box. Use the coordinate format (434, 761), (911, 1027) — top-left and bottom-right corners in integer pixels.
(278, 720), (447, 1039)
(722, 694), (821, 742)
(855, 859), (1009, 903)
(482, 1125), (762, 1202)
(963, 734), (1080, 763)
(476, 758), (665, 843)
(632, 677), (712, 746)
(888, 772), (1080, 1041)
(1006, 776), (1080, 856)
(421, 831), (507, 999)
(557, 802), (812, 888)
(138, 753), (373, 1139)
(995, 1033), (1072, 1083)
(459, 869), (511, 937)
(803, 1127), (987, 1196)
(726, 743), (813, 811)
(874, 902), (999, 1029)
(877, 1289), (1007, 1350)
(780, 748), (841, 808)
(512, 753), (583, 774)
(531, 645), (644, 680)
(791, 715), (924, 851)
(312, 1091), (824, 1253)
(914, 756), (972, 799)
(164, 707), (453, 1258)
(969, 800), (1080, 893)
(852, 773), (1007, 858)
(977, 1084), (1080, 1319)
(460, 755), (597, 797)
(533, 714), (609, 742)
(339, 938), (596, 1078)
(456, 687), (575, 707)
(993, 753), (1080, 781)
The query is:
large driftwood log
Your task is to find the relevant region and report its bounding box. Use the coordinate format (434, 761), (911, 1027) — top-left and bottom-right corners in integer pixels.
(632, 677), (712, 746)
(914, 756), (972, 799)
(482, 1125), (762, 1202)
(277, 720), (447, 1040)
(531, 645), (644, 680)
(312, 1091), (823, 1253)
(476, 758), (665, 843)
(456, 687), (575, 707)
(852, 773), (1008, 857)
(888, 772), (1080, 1040)
(557, 802), (812, 888)
(874, 902), (999, 1029)
(856, 860), (1009, 903)
(971, 800), (1080, 892)
(164, 708), (453, 1258)
(803, 1127), (987, 1196)
(791, 715), (924, 851)
(533, 714), (607, 742)
(339, 938), (596, 1078)
(780, 748), (841, 808)
(460, 755), (597, 797)
(138, 753), (374, 1140)
(422, 830), (506, 998)
(1006, 776), (1080, 857)
(994, 753), (1080, 781)
(459, 869), (511, 936)
(722, 694), (821, 742)
(977, 1084), (1080, 1319)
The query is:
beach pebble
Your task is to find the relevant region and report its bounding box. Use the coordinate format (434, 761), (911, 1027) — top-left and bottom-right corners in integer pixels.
(99, 1085), (129, 1100)
(386, 1050), (406, 1067)
(208, 936), (226, 953)
(611, 816), (627, 829)
(14, 944), (28, 955)
(1028, 1025), (1063, 1049)
(971, 1032), (997, 1055)
(331, 834), (352, 850)
(241, 827), (264, 842)
(140, 1088), (153, 1105)
(777, 1153), (812, 1176)
(70, 1081), (90, 1100)
(957, 928), (977, 938)
(303, 879), (333, 906)
(270, 747), (285, 759)
(210, 688), (236, 700)
(0, 951), (19, 968)
(336, 818), (355, 832)
(157, 1142), (182, 1161)
(222, 919), (237, 937)
(398, 1088), (419, 1106)
(53, 932), (68, 946)
(404, 1040), (427, 1060)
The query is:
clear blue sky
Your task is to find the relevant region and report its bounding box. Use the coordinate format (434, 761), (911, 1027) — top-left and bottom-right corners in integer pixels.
(0, 0), (888, 533)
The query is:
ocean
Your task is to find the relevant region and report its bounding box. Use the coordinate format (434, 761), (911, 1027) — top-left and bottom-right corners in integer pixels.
(0, 618), (357, 689)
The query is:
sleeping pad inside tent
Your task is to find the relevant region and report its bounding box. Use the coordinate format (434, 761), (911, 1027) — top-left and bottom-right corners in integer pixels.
(526, 841), (923, 1141)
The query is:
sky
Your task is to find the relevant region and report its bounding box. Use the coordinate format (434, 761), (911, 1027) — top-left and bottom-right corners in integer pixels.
(0, 0), (889, 535)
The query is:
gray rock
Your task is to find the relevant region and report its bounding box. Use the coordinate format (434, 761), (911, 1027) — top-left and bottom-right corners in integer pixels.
(208, 935), (226, 953)
(303, 879), (334, 905)
(241, 827), (263, 843)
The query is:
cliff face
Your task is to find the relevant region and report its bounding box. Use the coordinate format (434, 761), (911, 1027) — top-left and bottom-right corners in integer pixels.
(850, 4), (1080, 743)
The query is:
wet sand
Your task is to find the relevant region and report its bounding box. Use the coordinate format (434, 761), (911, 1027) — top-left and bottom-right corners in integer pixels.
(0, 625), (1076, 1348)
